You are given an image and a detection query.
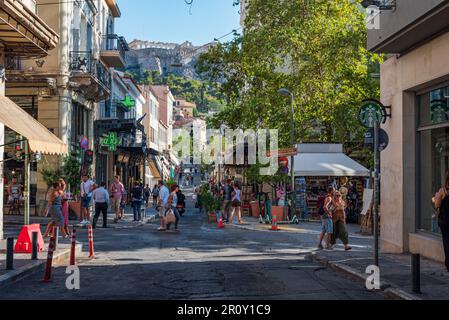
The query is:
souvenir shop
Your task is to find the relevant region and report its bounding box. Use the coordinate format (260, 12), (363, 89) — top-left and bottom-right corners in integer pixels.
(293, 144), (371, 223)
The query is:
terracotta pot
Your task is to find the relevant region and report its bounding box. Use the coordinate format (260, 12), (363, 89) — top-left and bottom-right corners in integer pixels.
(250, 201), (259, 218)
(208, 213), (217, 223)
(272, 206), (287, 221)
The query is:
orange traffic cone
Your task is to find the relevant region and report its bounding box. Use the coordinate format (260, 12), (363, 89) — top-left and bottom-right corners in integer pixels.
(218, 217), (225, 229)
(271, 215), (279, 231)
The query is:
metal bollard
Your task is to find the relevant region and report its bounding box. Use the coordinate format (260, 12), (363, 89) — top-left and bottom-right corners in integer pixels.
(412, 254), (421, 294)
(6, 237), (14, 270)
(31, 232), (38, 260)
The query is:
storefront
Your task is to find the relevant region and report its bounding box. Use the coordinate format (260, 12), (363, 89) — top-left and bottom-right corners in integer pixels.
(293, 144), (370, 222)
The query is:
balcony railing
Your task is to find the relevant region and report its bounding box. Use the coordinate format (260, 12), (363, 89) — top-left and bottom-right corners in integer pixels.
(100, 34), (129, 68)
(69, 50), (111, 89)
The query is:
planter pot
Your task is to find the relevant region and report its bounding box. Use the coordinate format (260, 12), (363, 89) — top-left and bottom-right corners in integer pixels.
(272, 206), (287, 221)
(250, 201), (259, 218)
(208, 212), (218, 223)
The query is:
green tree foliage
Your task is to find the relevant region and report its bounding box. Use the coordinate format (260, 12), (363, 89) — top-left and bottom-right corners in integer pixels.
(196, 0), (382, 152)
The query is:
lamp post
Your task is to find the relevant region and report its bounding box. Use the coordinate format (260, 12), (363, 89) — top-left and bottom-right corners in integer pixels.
(278, 88), (296, 219)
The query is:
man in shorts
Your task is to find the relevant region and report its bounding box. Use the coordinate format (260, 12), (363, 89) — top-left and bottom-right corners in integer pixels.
(110, 176), (125, 223)
(80, 175), (94, 225)
(318, 187), (335, 250)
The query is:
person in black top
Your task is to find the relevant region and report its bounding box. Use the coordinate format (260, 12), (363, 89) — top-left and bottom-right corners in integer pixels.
(433, 172), (449, 272)
(131, 181), (144, 222)
(144, 184), (151, 208)
(177, 190), (186, 216)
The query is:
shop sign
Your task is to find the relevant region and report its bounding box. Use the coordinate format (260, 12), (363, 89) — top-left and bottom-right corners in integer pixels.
(364, 128), (389, 151)
(430, 100), (449, 124)
(79, 136), (89, 151)
(121, 96), (136, 111)
(102, 132), (119, 152)
(358, 100), (387, 128)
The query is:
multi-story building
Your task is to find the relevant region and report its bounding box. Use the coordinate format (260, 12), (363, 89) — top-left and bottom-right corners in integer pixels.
(0, 0), (65, 238)
(5, 0), (128, 203)
(150, 85), (177, 179)
(367, 0), (449, 263)
(95, 70), (147, 192)
(174, 98), (196, 119)
(141, 85), (163, 187)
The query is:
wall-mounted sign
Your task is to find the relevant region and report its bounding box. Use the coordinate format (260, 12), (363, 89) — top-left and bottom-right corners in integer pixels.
(102, 132), (119, 152)
(121, 96), (136, 111)
(358, 101), (386, 128)
(364, 128), (389, 151)
(267, 147), (298, 157)
(79, 136), (89, 151)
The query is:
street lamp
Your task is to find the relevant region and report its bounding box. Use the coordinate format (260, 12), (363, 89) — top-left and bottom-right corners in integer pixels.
(278, 88), (296, 219)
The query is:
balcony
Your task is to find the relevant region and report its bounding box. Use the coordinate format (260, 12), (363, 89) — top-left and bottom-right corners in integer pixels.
(69, 51), (111, 102)
(100, 34), (129, 68)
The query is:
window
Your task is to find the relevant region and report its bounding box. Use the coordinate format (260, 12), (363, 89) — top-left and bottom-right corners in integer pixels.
(419, 87), (449, 234)
(71, 102), (91, 147)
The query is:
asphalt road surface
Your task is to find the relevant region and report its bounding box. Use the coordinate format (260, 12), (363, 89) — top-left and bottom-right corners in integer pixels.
(0, 189), (391, 300)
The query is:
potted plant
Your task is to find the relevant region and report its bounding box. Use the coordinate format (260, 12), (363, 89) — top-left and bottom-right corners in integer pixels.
(201, 191), (217, 223)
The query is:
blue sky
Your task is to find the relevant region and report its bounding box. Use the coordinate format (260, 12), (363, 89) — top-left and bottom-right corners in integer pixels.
(115, 0), (241, 46)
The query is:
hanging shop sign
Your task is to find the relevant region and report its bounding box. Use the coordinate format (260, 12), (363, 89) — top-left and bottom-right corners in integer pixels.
(102, 132), (119, 152)
(121, 96), (136, 111)
(79, 136), (89, 151)
(364, 128), (389, 151)
(358, 99), (391, 128)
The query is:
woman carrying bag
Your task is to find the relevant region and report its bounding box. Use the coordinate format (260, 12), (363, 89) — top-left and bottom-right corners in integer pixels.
(330, 191), (352, 251)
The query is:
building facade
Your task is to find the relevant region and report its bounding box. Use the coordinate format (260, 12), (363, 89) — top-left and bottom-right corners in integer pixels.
(368, 0), (449, 262)
(5, 0), (127, 204)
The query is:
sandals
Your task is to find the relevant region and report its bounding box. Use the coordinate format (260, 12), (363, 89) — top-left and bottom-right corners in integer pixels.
(157, 227), (166, 232)
(345, 246), (352, 251)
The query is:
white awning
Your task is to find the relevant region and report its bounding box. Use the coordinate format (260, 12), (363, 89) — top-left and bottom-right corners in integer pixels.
(293, 147), (370, 177)
(0, 96), (68, 155)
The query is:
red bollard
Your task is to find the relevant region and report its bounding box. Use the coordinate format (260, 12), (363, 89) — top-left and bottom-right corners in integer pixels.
(70, 227), (76, 266)
(43, 228), (57, 283)
(88, 225), (95, 258)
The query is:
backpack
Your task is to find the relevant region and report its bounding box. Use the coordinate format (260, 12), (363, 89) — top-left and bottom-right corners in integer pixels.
(133, 186), (143, 199)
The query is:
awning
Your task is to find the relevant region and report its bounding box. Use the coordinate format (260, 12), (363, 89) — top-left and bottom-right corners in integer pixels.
(170, 152), (180, 166)
(0, 0), (59, 58)
(148, 160), (161, 180)
(294, 153), (370, 177)
(0, 96), (68, 155)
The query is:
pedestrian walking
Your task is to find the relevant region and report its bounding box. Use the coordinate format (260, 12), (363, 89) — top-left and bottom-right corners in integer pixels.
(157, 180), (170, 231)
(92, 182), (109, 229)
(59, 178), (70, 236)
(318, 187), (335, 250)
(167, 185), (181, 231)
(433, 172), (449, 272)
(144, 184), (151, 208)
(131, 181), (144, 222)
(152, 184), (159, 207)
(80, 175), (94, 225)
(110, 176), (125, 223)
(177, 189), (186, 216)
(330, 191), (352, 251)
(229, 182), (243, 224)
(44, 182), (69, 238)
(221, 179), (233, 223)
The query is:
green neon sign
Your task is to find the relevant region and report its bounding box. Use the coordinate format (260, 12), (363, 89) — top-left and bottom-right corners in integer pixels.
(102, 132), (119, 152)
(121, 96), (136, 111)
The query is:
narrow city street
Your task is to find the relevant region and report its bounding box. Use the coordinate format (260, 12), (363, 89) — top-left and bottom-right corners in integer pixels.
(0, 190), (390, 300)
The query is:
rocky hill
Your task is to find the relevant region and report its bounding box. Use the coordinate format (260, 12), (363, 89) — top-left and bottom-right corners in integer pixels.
(125, 39), (216, 79)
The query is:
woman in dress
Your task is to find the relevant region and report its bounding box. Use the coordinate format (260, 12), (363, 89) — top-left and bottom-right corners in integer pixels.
(59, 179), (70, 237)
(43, 182), (69, 238)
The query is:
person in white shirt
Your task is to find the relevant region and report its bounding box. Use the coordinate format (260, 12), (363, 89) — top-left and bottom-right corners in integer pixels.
(92, 182), (109, 229)
(80, 175), (95, 225)
(157, 180), (170, 231)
